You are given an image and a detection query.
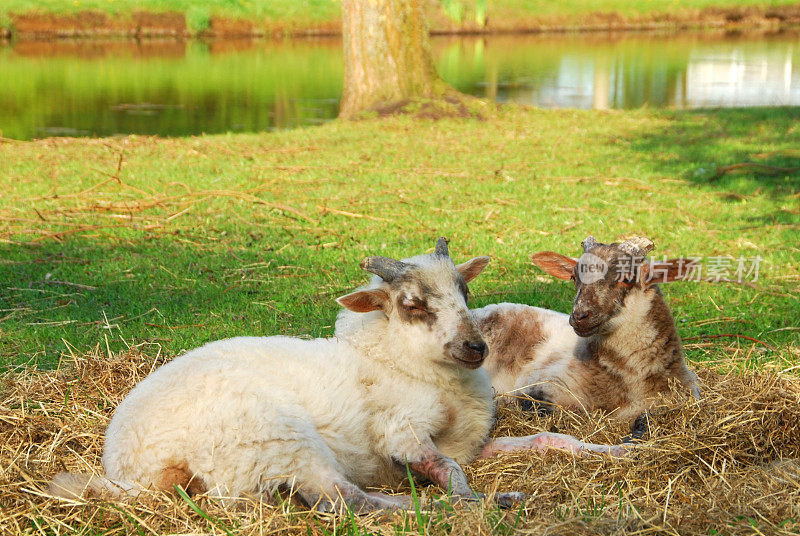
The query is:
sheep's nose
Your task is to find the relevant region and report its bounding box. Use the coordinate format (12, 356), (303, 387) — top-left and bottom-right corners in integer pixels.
(572, 310), (592, 321)
(464, 340), (487, 358)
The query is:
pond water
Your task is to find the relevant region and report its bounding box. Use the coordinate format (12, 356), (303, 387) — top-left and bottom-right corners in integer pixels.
(1, 31), (799, 140)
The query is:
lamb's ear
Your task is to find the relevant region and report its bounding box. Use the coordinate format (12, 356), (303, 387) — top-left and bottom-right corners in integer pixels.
(336, 289), (390, 313)
(639, 259), (696, 287)
(531, 251), (577, 280)
(456, 256), (491, 283)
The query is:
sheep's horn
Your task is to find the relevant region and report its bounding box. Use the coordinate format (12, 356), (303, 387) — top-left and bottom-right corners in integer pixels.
(582, 236), (599, 252)
(434, 237), (450, 257)
(619, 236), (655, 257)
(360, 256), (407, 282)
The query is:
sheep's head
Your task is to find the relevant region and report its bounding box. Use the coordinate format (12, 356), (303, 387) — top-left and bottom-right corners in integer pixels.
(532, 236), (688, 337)
(337, 238), (491, 369)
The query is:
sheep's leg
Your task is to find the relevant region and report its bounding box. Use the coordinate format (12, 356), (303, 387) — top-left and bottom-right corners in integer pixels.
(294, 460), (411, 514)
(226, 410), (411, 514)
(298, 479), (411, 514)
(407, 449), (476, 501)
(688, 371), (704, 400)
(517, 386), (556, 416)
(478, 432), (628, 459)
(622, 412), (649, 444)
(243, 467), (411, 514)
(403, 443), (526, 507)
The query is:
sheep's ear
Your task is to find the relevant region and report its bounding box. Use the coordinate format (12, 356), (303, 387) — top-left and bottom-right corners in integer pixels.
(531, 251), (577, 280)
(639, 259), (696, 287)
(456, 256), (491, 283)
(336, 289), (389, 313)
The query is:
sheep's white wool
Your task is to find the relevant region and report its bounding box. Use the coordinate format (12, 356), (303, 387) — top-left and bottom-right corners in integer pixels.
(54, 249), (495, 503)
(476, 303), (578, 396)
(103, 336), (383, 495)
(50, 244), (633, 505)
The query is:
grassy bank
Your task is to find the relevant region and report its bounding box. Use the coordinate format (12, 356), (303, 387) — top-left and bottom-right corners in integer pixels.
(2, 0), (800, 37)
(1, 106), (799, 534)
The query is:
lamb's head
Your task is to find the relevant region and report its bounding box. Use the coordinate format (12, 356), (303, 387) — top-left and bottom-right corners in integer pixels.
(337, 238), (491, 369)
(532, 236), (689, 337)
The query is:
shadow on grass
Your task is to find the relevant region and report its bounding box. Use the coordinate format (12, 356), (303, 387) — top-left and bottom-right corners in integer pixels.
(628, 107), (800, 197)
(0, 237), (347, 369)
(0, 232), (579, 370)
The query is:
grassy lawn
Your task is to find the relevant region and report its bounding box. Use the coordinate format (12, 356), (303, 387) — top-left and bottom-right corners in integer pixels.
(1, 105), (799, 534)
(1, 105), (798, 370)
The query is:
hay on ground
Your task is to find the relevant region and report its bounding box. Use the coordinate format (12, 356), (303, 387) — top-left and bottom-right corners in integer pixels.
(1, 348), (799, 535)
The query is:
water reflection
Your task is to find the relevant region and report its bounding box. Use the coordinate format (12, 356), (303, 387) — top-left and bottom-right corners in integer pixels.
(684, 46), (798, 107)
(0, 39), (344, 140)
(0, 31), (798, 140)
(438, 33), (800, 110)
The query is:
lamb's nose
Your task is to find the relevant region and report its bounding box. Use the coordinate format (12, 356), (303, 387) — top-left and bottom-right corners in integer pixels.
(464, 340), (487, 358)
(572, 310), (592, 321)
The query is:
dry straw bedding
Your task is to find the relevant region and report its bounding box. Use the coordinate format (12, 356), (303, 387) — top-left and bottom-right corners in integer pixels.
(1, 348), (799, 535)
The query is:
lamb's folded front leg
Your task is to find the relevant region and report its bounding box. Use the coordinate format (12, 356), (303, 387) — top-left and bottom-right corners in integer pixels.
(478, 432), (628, 459)
(402, 442), (478, 502)
(400, 441), (526, 507)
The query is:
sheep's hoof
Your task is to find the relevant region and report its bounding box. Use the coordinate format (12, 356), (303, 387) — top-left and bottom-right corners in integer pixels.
(607, 444), (631, 457)
(492, 492), (528, 508)
(622, 413), (650, 444)
(312, 499), (337, 514)
(450, 491), (484, 504)
(518, 389), (555, 416)
(445, 491), (526, 509)
(621, 434), (643, 445)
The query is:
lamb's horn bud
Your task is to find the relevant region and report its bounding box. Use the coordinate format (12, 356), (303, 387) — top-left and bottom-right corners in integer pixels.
(619, 236), (655, 257)
(582, 235), (599, 252)
(360, 256), (407, 282)
(434, 237), (450, 257)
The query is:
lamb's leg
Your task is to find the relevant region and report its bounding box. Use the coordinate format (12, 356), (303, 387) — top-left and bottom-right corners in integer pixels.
(406, 449), (476, 501)
(622, 412), (649, 444)
(298, 478), (411, 514)
(478, 432), (628, 459)
(688, 370), (703, 400)
(404, 443), (526, 507)
(516, 387), (556, 416)
(245, 414), (411, 514)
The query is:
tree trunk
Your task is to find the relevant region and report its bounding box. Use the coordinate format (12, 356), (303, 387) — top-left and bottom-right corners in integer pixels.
(339, 0), (449, 118)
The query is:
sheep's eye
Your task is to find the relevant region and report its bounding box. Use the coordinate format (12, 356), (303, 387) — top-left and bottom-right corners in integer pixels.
(403, 300), (428, 314)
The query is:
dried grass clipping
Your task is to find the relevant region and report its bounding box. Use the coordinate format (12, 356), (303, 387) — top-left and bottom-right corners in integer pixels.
(1, 349), (799, 535)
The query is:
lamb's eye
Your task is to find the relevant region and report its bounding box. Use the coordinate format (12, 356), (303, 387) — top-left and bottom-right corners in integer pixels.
(403, 300), (427, 314)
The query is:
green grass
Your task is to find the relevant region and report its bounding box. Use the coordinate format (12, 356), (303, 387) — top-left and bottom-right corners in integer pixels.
(0, 105), (798, 371)
(1, 0), (798, 31)
(0, 0), (342, 22)
(492, 0), (800, 17)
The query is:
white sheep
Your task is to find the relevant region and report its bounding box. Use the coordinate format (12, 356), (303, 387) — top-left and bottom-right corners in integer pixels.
(476, 236), (702, 441)
(51, 238), (625, 512)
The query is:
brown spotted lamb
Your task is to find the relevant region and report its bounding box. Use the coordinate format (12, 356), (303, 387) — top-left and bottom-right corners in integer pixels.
(475, 236), (701, 441)
(50, 238), (625, 513)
